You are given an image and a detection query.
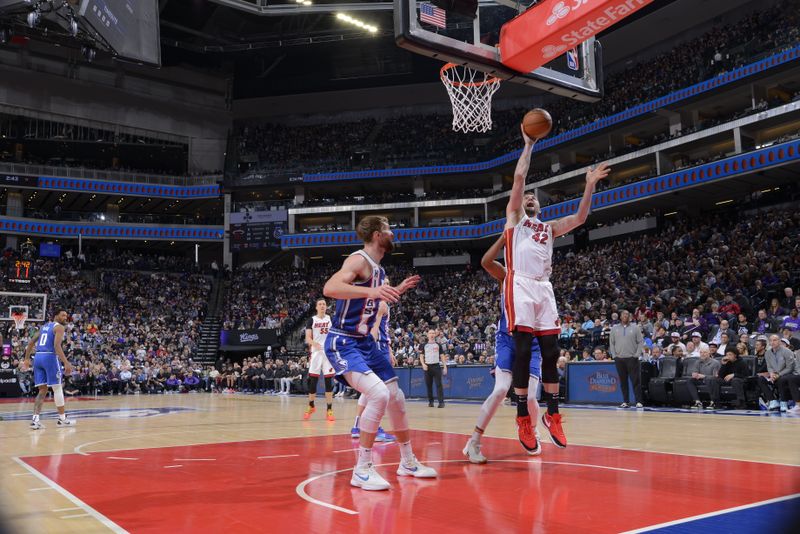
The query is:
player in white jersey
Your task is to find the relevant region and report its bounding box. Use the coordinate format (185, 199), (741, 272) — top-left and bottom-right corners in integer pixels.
(304, 298), (335, 421)
(505, 124), (610, 451)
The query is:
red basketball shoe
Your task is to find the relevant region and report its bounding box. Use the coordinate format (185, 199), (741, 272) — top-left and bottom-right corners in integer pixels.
(516, 416), (540, 455)
(542, 413), (567, 448)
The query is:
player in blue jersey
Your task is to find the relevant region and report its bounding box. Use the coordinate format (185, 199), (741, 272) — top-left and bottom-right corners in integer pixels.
(20, 308), (75, 429)
(463, 235), (542, 463)
(324, 215), (436, 490)
(350, 298), (397, 443)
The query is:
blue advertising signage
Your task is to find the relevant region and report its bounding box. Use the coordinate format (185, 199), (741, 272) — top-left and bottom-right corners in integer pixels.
(394, 366), (495, 400)
(566, 362), (625, 404)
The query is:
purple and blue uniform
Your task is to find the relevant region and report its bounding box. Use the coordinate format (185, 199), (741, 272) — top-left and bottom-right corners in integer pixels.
(495, 285), (542, 378)
(325, 251), (397, 383)
(33, 322), (63, 387)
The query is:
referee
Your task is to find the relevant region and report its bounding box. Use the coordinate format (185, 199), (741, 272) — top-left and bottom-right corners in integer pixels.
(422, 329), (447, 408)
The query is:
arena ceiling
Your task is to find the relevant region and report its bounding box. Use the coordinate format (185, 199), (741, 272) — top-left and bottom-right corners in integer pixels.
(157, 0), (682, 98)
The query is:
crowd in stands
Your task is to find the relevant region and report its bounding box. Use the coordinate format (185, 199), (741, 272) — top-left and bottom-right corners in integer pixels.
(234, 0), (800, 176)
(0, 249), (215, 397)
(222, 264), (329, 333)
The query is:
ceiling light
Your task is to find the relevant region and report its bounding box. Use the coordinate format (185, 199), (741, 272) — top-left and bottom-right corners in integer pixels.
(336, 13), (379, 33)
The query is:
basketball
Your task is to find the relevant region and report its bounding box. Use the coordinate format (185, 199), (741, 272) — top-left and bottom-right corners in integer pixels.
(522, 108), (553, 139)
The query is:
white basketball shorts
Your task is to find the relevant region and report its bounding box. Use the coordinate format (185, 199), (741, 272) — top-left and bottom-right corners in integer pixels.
(504, 274), (560, 335)
(309, 350), (335, 377)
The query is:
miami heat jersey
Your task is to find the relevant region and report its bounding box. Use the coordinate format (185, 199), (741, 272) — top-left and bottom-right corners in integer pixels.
(331, 250), (386, 336)
(504, 214), (553, 279)
(307, 314), (331, 350)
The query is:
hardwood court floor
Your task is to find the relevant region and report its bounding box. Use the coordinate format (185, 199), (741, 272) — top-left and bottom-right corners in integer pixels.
(1, 394), (798, 533)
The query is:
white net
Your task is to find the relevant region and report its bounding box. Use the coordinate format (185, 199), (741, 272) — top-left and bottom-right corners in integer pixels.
(440, 63), (501, 133)
(11, 312), (27, 331)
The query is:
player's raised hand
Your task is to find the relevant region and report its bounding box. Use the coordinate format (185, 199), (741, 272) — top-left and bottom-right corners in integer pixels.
(520, 124), (536, 147)
(395, 275), (421, 295)
(373, 284), (401, 303)
(586, 162), (611, 185)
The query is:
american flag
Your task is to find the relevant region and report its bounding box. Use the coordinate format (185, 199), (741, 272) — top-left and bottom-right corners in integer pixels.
(420, 3), (447, 29)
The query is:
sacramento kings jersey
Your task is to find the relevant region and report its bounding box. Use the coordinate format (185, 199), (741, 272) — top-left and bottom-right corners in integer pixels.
(331, 250), (386, 336)
(307, 314), (332, 350)
(379, 305), (391, 344)
(505, 214), (553, 278)
(35, 322), (58, 354)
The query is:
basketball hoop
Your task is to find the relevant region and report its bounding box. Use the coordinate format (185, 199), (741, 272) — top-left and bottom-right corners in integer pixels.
(11, 311), (27, 331)
(440, 63), (501, 133)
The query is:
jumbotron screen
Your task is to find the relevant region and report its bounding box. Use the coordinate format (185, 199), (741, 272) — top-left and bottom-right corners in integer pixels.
(79, 0), (161, 66)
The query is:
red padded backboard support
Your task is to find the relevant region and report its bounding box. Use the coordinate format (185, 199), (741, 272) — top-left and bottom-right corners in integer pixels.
(500, 0), (655, 73)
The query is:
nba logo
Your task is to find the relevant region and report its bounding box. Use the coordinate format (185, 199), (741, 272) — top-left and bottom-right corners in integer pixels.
(566, 48), (579, 71)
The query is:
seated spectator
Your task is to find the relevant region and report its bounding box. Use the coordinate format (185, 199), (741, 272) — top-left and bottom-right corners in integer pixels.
(119, 367), (133, 394)
(716, 333), (732, 356)
(765, 336), (800, 413)
(781, 308), (800, 333)
(767, 298), (787, 319)
(184, 372), (201, 391)
(165, 374), (181, 393)
(685, 347), (722, 409)
(713, 348), (750, 410)
(755, 309), (778, 334)
(708, 319), (735, 345)
(665, 333), (686, 355)
(690, 332), (709, 355)
(754, 335), (779, 410)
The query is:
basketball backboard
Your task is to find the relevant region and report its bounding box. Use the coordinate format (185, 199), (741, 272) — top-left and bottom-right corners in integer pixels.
(0, 291), (47, 326)
(395, 0), (603, 101)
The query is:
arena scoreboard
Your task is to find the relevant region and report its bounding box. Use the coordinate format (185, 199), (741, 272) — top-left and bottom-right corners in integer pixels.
(8, 259), (33, 285)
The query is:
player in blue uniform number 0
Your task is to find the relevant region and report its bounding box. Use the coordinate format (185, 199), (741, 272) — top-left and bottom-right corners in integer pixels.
(20, 308), (76, 429)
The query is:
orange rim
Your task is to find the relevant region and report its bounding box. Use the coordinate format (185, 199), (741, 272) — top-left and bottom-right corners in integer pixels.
(440, 63), (501, 88)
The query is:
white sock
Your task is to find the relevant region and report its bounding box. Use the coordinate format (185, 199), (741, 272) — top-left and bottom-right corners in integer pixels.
(32, 414), (40, 422)
(357, 446), (372, 468)
(59, 414), (66, 421)
(399, 441), (414, 463)
(353, 415), (360, 429)
(470, 430), (483, 444)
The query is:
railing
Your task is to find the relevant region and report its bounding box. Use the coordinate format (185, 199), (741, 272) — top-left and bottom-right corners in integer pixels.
(18, 209), (223, 226)
(0, 215), (224, 241)
(0, 161), (220, 186)
(281, 138), (800, 248)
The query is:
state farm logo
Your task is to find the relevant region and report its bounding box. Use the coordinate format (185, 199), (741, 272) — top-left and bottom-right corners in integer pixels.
(239, 333), (259, 343)
(546, 1), (571, 25)
(542, 44), (567, 59)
